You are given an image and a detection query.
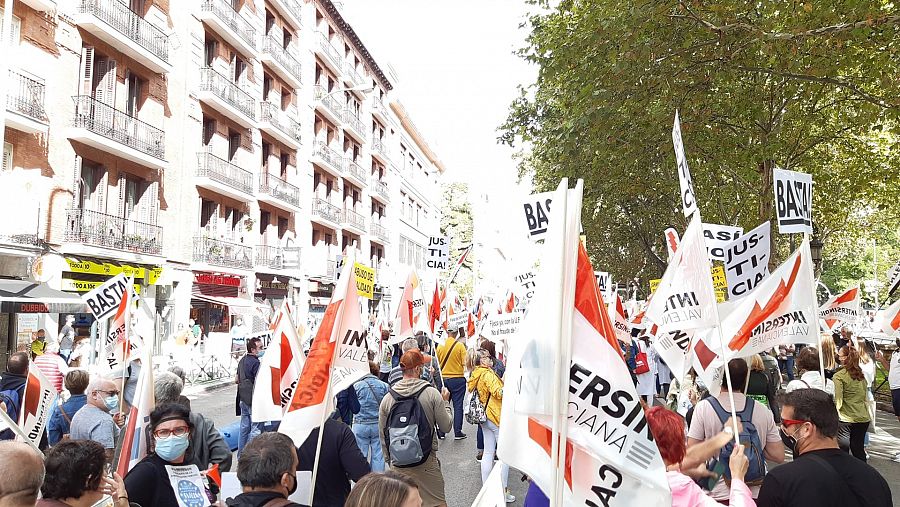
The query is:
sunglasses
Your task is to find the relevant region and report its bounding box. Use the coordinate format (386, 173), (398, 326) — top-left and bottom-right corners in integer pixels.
(153, 426), (190, 439)
(780, 418), (808, 431)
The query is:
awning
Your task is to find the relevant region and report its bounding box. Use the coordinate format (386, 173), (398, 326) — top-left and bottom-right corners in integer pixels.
(190, 293), (264, 316)
(0, 279), (89, 314)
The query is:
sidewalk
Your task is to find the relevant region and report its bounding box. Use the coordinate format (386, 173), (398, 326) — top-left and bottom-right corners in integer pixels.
(182, 376), (234, 397)
(866, 410), (900, 505)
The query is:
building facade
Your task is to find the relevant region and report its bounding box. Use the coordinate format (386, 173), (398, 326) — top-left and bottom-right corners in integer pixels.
(0, 0), (443, 366)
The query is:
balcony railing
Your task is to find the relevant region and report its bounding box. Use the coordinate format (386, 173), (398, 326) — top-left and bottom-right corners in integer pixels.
(372, 97), (389, 118)
(312, 198), (342, 224)
(7, 70), (47, 123)
(72, 95), (165, 160)
(196, 152), (254, 195)
(201, 0), (256, 51)
(345, 64), (364, 86)
(259, 102), (302, 144)
(273, 0), (302, 25)
(66, 208), (162, 255)
(259, 172), (300, 207)
(313, 141), (343, 171)
(78, 0), (169, 64)
(200, 67), (256, 120)
(372, 178), (390, 200)
(255, 245), (284, 270)
(193, 236), (253, 269)
(345, 159), (366, 182)
(262, 35), (301, 81)
(344, 112), (366, 139)
(371, 222), (389, 243)
(314, 85), (344, 118)
(316, 31), (341, 67)
(343, 208), (366, 231)
(371, 138), (390, 161)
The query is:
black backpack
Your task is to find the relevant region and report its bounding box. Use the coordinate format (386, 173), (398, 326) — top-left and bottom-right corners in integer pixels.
(384, 385), (433, 468)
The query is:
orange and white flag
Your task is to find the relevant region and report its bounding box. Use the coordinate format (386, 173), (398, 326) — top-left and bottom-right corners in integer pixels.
(117, 349), (154, 476)
(612, 294), (632, 344)
(391, 270), (427, 345)
(279, 256), (368, 447)
(252, 302), (305, 422)
(819, 286), (861, 330)
(719, 240), (817, 358)
(880, 298), (900, 335)
(18, 365), (55, 446)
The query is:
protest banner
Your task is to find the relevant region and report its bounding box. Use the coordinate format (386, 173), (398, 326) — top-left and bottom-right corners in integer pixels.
(649, 278), (661, 295)
(819, 287), (860, 330)
(710, 265), (727, 303)
(595, 271), (612, 299)
(426, 235), (450, 269)
(703, 223), (743, 261)
(774, 168), (813, 234)
(19, 366), (55, 446)
(887, 260), (900, 296)
(352, 262), (375, 299)
(724, 222), (771, 300)
(252, 303), (305, 422)
(81, 273), (136, 320)
(879, 298), (900, 335)
(165, 465), (211, 507)
(448, 310), (468, 331)
(673, 111), (698, 218)
(521, 191), (554, 240)
(483, 313), (523, 341)
(514, 270), (538, 306)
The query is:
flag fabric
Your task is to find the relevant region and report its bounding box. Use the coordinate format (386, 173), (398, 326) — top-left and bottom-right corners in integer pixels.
(447, 243), (473, 286)
(18, 366), (55, 446)
(470, 464), (507, 507)
(116, 349), (155, 476)
(612, 295), (632, 344)
(467, 312), (476, 338)
(504, 292), (517, 313)
(205, 463), (222, 488)
(391, 271), (427, 345)
(252, 302), (306, 422)
(880, 298), (900, 335)
(279, 255), (368, 447)
(429, 282), (442, 333)
(819, 286), (861, 330)
(688, 328), (725, 398)
(499, 180), (669, 507)
(719, 240), (817, 359)
(645, 215), (718, 333)
(652, 327), (694, 382)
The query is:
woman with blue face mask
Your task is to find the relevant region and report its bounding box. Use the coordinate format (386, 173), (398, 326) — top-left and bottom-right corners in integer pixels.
(124, 403), (212, 507)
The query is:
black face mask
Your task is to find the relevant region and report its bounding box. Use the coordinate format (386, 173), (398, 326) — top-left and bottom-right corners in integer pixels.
(780, 426), (805, 455)
(286, 473), (298, 496)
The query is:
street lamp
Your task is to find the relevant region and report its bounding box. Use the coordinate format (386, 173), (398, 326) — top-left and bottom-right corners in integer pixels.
(809, 236), (824, 277)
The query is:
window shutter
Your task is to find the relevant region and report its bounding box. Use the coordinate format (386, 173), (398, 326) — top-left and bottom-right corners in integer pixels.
(80, 46), (95, 96)
(98, 167), (108, 214)
(117, 173), (126, 218)
(2, 142), (12, 172)
(0, 10), (21, 46)
(138, 180), (150, 225)
(148, 180), (159, 225)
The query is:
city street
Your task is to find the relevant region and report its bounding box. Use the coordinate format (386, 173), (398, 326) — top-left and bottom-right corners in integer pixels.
(188, 383), (530, 506)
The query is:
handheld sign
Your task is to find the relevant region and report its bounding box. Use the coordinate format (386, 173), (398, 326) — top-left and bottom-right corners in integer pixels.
(774, 168), (813, 234)
(724, 222), (771, 300)
(673, 111), (698, 218)
(887, 260), (900, 296)
(426, 236), (450, 270)
(521, 191), (553, 240)
(353, 263), (375, 299)
(702, 223), (743, 261)
(81, 273), (136, 321)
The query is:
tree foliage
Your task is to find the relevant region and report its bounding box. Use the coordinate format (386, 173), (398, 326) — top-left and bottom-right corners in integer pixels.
(441, 182), (475, 297)
(502, 0), (900, 289)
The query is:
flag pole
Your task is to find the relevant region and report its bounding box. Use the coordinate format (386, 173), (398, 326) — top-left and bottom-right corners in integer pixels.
(0, 410), (41, 453)
(806, 233), (826, 382)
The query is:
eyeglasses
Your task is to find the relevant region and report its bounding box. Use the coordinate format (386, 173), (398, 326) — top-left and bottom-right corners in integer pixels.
(95, 389), (120, 397)
(780, 418), (809, 431)
(154, 426), (190, 439)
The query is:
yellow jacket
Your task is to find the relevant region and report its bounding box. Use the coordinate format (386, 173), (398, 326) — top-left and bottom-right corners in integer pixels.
(436, 337), (466, 378)
(468, 366), (504, 426)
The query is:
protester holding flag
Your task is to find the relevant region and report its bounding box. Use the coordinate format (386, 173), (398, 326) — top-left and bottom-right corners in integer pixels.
(47, 370), (90, 445)
(785, 347), (835, 395)
(353, 361), (389, 472)
(125, 403), (209, 507)
(0, 351), (29, 441)
(70, 376), (125, 459)
(467, 347), (514, 504)
(435, 328), (468, 439)
(344, 471), (422, 507)
(38, 440), (130, 507)
(833, 347), (871, 461)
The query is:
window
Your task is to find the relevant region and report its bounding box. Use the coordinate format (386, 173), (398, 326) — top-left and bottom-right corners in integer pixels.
(233, 56), (247, 86)
(202, 117), (216, 146)
(265, 11), (275, 34)
(261, 142), (271, 170)
(0, 9), (21, 46)
(79, 160), (103, 210)
(313, 172), (321, 191)
(263, 75), (273, 101)
(278, 217), (288, 238)
(204, 37), (217, 67)
(126, 73), (143, 117)
(280, 153), (289, 179)
(200, 199), (217, 232)
(260, 211), (271, 241)
(2, 142), (11, 172)
(416, 205), (422, 226)
(228, 130), (241, 161)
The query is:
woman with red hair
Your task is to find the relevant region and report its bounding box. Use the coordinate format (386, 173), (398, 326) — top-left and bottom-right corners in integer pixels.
(645, 406), (754, 506)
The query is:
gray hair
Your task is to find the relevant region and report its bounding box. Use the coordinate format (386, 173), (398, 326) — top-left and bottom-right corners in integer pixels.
(237, 432), (297, 488)
(86, 376), (115, 397)
(401, 338), (419, 353)
(0, 440), (45, 501)
(154, 371), (184, 405)
(168, 366), (187, 383)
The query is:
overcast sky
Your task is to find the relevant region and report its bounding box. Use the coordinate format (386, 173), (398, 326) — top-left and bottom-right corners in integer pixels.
(341, 1), (537, 209)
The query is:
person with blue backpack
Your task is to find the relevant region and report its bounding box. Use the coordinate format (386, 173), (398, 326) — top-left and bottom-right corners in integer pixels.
(0, 352), (30, 441)
(687, 357), (785, 501)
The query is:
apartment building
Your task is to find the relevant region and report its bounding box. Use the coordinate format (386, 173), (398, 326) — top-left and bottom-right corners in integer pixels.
(0, 0), (444, 363)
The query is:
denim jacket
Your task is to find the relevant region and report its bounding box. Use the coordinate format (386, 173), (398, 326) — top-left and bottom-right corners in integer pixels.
(353, 374), (388, 425)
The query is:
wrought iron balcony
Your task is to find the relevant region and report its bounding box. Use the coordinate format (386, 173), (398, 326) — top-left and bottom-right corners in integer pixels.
(269, 0), (302, 27)
(372, 97), (389, 120)
(255, 244), (284, 270)
(77, 0), (169, 65)
(7, 70), (47, 125)
(201, 0), (256, 52)
(200, 67), (256, 121)
(316, 31), (342, 68)
(259, 172), (301, 208)
(259, 102), (302, 146)
(345, 159), (367, 183)
(314, 85), (344, 119)
(372, 178), (390, 201)
(261, 34), (301, 85)
(196, 152), (254, 195)
(343, 208), (366, 231)
(66, 208), (162, 255)
(344, 111), (366, 140)
(371, 137), (389, 162)
(345, 64), (364, 86)
(312, 141), (343, 172)
(0, 233), (43, 248)
(311, 198), (342, 224)
(71, 95), (165, 161)
(371, 222), (389, 243)
(193, 236), (253, 269)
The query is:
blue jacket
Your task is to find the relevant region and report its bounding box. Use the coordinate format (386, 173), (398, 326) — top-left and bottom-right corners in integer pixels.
(48, 394), (88, 445)
(352, 375), (388, 425)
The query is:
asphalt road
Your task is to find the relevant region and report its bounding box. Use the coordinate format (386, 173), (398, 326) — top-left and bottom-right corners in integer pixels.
(188, 384), (529, 506)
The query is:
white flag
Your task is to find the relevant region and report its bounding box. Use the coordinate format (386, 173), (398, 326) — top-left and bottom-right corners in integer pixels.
(673, 111), (699, 217)
(819, 286), (861, 331)
(611, 295), (632, 344)
(19, 366), (56, 446)
(645, 215), (718, 333)
(470, 465), (507, 507)
(252, 303), (306, 422)
(117, 349), (155, 476)
(880, 298), (900, 335)
(719, 241), (817, 359)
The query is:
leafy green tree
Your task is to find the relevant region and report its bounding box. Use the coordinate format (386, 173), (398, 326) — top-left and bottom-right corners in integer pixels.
(441, 182), (475, 297)
(502, 0), (900, 289)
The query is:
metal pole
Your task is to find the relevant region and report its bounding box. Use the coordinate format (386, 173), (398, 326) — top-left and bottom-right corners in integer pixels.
(873, 239), (879, 310)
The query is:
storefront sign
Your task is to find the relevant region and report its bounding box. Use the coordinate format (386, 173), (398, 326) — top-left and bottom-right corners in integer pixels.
(65, 259), (163, 284)
(353, 263), (375, 299)
(257, 278), (289, 292)
(61, 279), (142, 294)
(194, 273), (241, 287)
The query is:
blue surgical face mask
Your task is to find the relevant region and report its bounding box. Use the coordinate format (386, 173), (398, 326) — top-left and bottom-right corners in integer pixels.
(257, 349), (266, 358)
(104, 395), (119, 412)
(155, 434), (190, 461)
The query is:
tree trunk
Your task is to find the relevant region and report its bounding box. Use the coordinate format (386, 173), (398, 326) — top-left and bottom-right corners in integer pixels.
(757, 159), (777, 270)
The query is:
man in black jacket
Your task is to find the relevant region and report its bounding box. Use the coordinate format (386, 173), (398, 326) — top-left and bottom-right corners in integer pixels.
(296, 418), (370, 506)
(236, 337), (262, 455)
(227, 432), (302, 507)
(0, 352), (29, 441)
